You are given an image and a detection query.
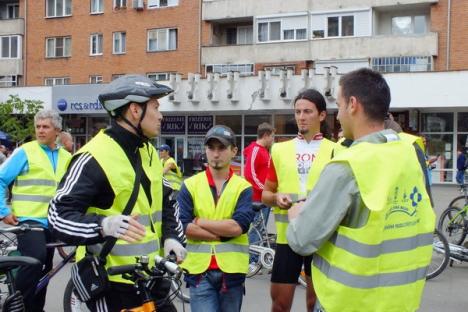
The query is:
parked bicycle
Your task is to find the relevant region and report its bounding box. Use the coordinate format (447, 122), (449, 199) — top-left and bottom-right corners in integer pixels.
(438, 184), (468, 245)
(0, 224), (77, 311)
(63, 254), (185, 312)
(427, 228), (450, 280)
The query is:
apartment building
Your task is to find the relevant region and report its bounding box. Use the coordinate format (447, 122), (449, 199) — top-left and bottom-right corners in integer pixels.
(0, 0), (22, 87)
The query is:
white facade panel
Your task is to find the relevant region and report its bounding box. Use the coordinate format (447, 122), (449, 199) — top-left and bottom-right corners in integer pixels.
(354, 10), (371, 36)
(0, 87), (53, 110)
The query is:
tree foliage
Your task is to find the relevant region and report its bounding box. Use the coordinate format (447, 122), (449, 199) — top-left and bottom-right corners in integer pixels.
(0, 94), (44, 143)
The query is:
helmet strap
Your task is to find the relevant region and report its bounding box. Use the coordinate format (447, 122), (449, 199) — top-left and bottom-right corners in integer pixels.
(119, 102), (150, 141)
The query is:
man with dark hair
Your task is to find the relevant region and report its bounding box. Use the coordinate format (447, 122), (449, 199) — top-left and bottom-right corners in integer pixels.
(287, 68), (435, 312)
(244, 122), (275, 272)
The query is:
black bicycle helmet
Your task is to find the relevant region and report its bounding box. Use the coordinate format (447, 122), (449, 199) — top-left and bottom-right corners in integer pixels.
(98, 74), (173, 117)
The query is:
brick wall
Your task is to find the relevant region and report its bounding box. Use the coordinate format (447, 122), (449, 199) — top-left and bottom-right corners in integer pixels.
(24, 0), (200, 86)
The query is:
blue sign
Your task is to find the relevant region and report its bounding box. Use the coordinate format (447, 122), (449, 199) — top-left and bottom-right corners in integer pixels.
(161, 116), (185, 134)
(188, 116), (213, 134)
(57, 99), (67, 111)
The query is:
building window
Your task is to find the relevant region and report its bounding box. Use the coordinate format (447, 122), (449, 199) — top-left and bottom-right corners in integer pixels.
(392, 16), (427, 35)
(206, 64), (254, 76)
(147, 72), (170, 81)
(263, 65), (295, 76)
(258, 21), (280, 42)
(113, 32), (126, 54)
(225, 26), (253, 45)
(327, 15), (354, 37)
(44, 77), (70, 86)
(1, 36), (20, 59)
(147, 28), (177, 52)
(0, 76), (18, 87)
(90, 0), (103, 14)
(89, 75), (103, 84)
(46, 0), (72, 18)
(371, 56), (432, 73)
(114, 0), (127, 9)
(147, 0), (179, 9)
(46, 37), (71, 58)
(90, 33), (103, 55)
(111, 74), (124, 80)
(7, 4), (19, 19)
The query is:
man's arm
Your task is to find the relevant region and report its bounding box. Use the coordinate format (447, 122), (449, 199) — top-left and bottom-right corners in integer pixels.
(261, 158), (293, 209)
(0, 148), (28, 223)
(48, 152), (111, 245)
(287, 163), (359, 256)
(161, 179), (186, 245)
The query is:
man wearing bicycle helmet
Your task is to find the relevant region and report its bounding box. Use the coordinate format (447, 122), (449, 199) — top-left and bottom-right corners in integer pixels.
(48, 75), (186, 312)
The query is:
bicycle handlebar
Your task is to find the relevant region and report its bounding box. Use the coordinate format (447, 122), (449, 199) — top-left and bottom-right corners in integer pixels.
(0, 224), (44, 234)
(107, 255), (182, 277)
(107, 264), (140, 276)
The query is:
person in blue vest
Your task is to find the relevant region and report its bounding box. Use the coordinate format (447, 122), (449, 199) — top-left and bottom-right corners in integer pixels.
(287, 68), (435, 312)
(178, 125), (255, 312)
(0, 109), (71, 312)
(48, 75), (186, 312)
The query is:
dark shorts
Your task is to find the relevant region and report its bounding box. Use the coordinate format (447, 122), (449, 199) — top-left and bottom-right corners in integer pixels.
(271, 243), (312, 284)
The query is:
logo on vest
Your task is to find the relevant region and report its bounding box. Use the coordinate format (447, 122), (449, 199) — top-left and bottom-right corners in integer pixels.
(386, 186), (422, 219)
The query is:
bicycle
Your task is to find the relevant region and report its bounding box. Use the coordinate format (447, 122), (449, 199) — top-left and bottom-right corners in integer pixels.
(427, 228), (450, 280)
(0, 224), (77, 310)
(63, 254), (185, 312)
(438, 184), (468, 245)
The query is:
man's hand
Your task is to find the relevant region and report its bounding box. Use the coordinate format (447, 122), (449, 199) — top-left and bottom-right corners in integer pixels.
(276, 193), (293, 209)
(288, 202), (304, 221)
(101, 215), (146, 242)
(164, 238), (187, 263)
(2, 214), (19, 225)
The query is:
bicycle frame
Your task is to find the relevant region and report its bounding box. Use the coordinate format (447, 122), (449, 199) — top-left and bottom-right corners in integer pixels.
(35, 245), (76, 294)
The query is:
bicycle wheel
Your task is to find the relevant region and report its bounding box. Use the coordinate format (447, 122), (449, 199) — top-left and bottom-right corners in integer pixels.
(448, 195), (467, 210)
(247, 227), (263, 278)
(63, 279), (91, 312)
(438, 207), (467, 245)
(426, 229), (450, 280)
(170, 274), (190, 303)
(57, 246), (76, 262)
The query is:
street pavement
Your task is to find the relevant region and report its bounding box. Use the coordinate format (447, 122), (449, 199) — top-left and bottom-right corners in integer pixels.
(44, 184), (468, 311)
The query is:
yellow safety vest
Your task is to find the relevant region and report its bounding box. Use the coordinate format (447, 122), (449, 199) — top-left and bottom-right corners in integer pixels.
(399, 132), (425, 152)
(312, 139), (435, 312)
(162, 157), (183, 191)
(271, 138), (335, 244)
(75, 131), (163, 284)
(181, 171), (251, 274)
(12, 141), (71, 218)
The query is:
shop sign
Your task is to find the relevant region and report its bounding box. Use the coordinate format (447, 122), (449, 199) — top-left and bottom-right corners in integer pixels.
(161, 116), (185, 134)
(188, 116), (213, 134)
(52, 84), (106, 114)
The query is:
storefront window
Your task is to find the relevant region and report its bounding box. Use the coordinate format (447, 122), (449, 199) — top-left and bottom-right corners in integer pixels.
(215, 115), (242, 134)
(274, 114), (296, 136)
(244, 115), (272, 135)
(64, 116), (87, 135)
(458, 112), (468, 132)
(424, 134), (454, 183)
(421, 113), (453, 132)
(88, 117), (109, 138)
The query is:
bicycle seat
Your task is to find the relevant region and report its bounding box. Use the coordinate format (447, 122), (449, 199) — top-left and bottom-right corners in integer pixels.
(0, 256), (40, 274)
(252, 202), (264, 212)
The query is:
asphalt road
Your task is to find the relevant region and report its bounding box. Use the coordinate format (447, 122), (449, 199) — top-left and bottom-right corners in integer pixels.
(43, 184), (467, 311)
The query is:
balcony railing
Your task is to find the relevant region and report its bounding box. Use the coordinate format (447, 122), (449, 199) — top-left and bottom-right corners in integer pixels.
(0, 18), (24, 36)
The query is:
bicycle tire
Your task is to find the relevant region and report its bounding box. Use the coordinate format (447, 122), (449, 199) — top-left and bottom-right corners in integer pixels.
(426, 229), (450, 280)
(170, 277), (190, 303)
(247, 226), (263, 278)
(63, 279), (91, 312)
(57, 246), (76, 262)
(438, 207), (467, 245)
(448, 195), (467, 211)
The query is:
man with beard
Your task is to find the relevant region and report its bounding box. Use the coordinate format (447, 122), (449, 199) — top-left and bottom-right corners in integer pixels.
(262, 89), (336, 312)
(178, 125), (254, 312)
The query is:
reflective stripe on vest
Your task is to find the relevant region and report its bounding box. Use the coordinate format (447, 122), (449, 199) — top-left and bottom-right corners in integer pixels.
(76, 131), (163, 284)
(271, 139), (335, 243)
(181, 172), (251, 275)
(12, 141), (71, 218)
(312, 139), (436, 312)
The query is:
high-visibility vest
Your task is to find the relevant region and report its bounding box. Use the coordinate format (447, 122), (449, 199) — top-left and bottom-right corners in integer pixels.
(181, 171), (251, 275)
(271, 138), (335, 244)
(12, 141), (71, 218)
(399, 132), (425, 152)
(162, 157), (183, 191)
(76, 131), (163, 284)
(312, 138), (435, 312)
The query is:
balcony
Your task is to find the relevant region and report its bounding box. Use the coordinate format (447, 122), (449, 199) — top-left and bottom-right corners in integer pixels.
(311, 0), (438, 11)
(0, 59), (23, 76)
(202, 0), (306, 21)
(0, 18), (24, 36)
(202, 32), (437, 64)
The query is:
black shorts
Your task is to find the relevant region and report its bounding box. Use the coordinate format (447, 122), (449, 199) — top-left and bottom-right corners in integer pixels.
(271, 243), (312, 284)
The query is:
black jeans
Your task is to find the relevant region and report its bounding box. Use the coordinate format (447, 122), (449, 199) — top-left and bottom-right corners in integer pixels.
(16, 221), (54, 312)
(86, 281), (177, 312)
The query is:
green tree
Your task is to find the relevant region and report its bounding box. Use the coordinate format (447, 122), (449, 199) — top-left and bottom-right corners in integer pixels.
(0, 94), (43, 143)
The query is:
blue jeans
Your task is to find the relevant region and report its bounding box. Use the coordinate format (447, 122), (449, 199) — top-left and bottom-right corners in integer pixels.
(189, 270), (244, 312)
(456, 170), (465, 185)
(248, 204), (271, 263)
